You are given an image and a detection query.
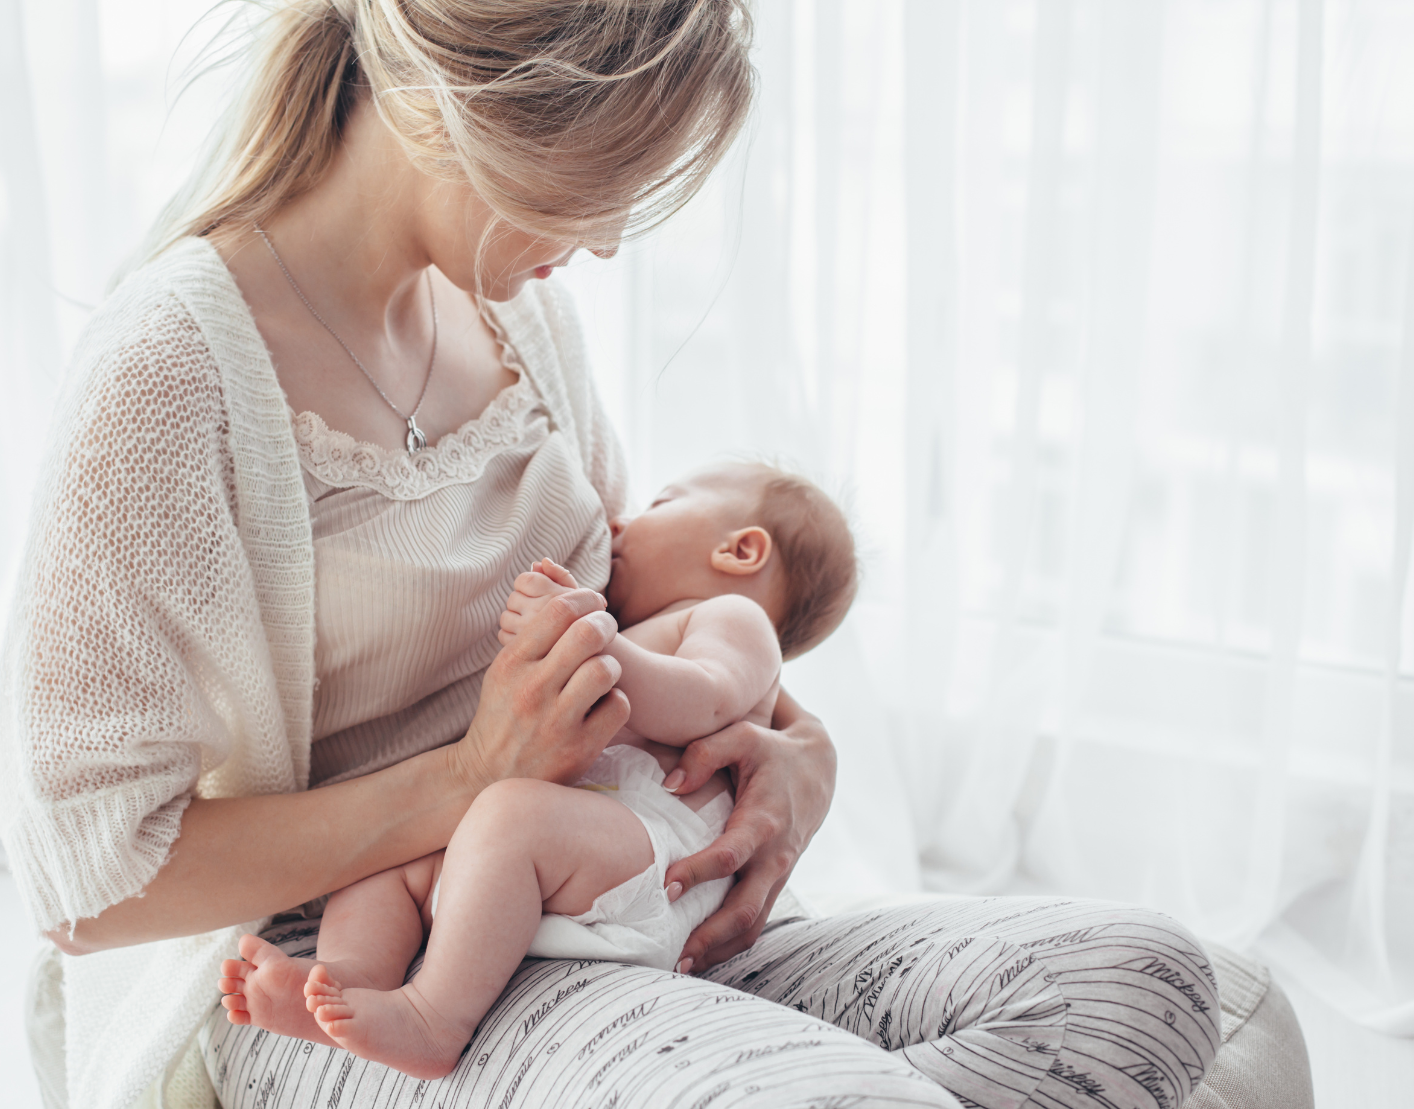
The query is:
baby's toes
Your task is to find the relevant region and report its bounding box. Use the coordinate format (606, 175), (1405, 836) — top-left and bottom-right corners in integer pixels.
(237, 933), (284, 965)
(218, 958), (251, 996)
(313, 998), (353, 1022)
(221, 994), (251, 1024)
(237, 933), (264, 961)
(220, 957), (247, 976)
(304, 964), (341, 1003)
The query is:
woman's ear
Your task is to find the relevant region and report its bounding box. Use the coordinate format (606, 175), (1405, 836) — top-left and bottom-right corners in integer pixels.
(710, 527), (773, 577)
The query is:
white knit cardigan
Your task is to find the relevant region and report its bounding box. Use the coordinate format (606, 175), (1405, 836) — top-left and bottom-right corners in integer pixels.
(0, 238), (625, 1109)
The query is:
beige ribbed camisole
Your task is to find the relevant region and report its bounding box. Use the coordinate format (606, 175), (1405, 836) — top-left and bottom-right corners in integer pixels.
(295, 339), (611, 787)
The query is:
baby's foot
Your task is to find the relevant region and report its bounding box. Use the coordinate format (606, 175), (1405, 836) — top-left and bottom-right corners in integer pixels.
(219, 934), (339, 1047)
(305, 964), (468, 1080)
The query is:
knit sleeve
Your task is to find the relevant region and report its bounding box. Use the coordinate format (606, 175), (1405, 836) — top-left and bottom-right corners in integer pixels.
(537, 280), (630, 519)
(0, 289), (288, 934)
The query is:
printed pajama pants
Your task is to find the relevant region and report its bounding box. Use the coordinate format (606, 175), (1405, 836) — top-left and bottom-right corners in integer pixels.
(201, 896), (1220, 1109)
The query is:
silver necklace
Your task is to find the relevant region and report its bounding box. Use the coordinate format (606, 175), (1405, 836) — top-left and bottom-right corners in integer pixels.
(254, 226), (438, 455)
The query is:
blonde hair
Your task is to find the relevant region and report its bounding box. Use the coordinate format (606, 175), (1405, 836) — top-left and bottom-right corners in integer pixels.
(750, 468), (859, 659)
(147, 0), (754, 258)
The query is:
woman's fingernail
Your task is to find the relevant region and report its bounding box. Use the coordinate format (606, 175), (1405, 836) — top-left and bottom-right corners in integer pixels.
(663, 769), (686, 792)
(676, 957), (694, 975)
(665, 881), (683, 903)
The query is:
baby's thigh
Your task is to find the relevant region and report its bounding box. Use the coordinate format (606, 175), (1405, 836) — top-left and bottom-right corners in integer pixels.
(202, 950), (961, 1108)
(449, 778), (654, 914)
(535, 786), (654, 915)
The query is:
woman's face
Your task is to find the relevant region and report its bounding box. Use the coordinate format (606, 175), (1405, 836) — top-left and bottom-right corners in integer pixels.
(417, 175), (618, 301)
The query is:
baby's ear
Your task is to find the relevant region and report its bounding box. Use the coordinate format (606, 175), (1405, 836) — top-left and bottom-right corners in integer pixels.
(711, 526), (773, 577)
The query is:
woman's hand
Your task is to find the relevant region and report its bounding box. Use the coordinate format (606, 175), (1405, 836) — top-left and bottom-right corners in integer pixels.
(459, 585), (630, 791)
(661, 689), (836, 972)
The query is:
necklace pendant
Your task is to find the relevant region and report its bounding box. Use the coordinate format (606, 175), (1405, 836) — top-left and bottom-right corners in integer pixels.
(405, 415), (428, 455)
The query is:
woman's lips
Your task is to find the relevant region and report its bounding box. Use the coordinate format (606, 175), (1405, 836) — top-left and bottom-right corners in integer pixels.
(533, 264), (555, 280)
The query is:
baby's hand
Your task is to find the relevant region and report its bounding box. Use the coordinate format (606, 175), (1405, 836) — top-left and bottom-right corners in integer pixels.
(498, 558), (583, 646)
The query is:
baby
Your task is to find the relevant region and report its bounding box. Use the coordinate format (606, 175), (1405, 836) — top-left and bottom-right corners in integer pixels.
(218, 461), (857, 1079)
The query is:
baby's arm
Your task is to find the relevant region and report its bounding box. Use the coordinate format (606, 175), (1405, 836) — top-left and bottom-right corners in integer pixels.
(499, 562), (781, 745)
(602, 597), (780, 744)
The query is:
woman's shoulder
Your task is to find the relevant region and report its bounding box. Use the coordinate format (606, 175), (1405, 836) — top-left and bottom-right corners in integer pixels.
(49, 237), (283, 492)
(69, 242), (200, 382)
(85, 238), (251, 357)
(67, 238), (274, 421)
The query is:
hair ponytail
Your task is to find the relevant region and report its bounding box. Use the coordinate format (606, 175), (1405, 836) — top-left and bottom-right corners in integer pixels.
(213, 3), (358, 229)
(137, 2), (359, 262)
(140, 0), (754, 265)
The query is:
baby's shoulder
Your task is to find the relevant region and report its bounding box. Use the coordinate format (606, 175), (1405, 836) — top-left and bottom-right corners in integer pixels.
(683, 595), (781, 657)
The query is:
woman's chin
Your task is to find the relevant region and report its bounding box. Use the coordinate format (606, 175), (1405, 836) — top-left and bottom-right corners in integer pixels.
(477, 278), (523, 302)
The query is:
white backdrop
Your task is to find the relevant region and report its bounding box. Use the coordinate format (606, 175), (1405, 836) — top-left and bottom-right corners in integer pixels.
(3, 0), (1412, 1037)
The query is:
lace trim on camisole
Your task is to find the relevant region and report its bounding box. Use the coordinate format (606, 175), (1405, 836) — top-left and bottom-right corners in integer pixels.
(292, 306), (545, 500)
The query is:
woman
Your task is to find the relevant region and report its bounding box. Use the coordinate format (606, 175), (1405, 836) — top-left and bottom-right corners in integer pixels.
(3, 3), (1220, 1108)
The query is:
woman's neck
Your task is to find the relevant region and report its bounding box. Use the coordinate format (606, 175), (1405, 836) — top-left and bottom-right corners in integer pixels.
(225, 98), (449, 338)
(209, 97), (522, 452)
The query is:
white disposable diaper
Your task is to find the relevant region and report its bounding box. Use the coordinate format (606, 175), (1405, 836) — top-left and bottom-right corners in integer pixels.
(434, 745), (734, 972)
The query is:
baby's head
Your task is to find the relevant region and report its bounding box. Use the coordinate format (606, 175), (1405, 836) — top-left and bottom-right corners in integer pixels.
(607, 462), (857, 659)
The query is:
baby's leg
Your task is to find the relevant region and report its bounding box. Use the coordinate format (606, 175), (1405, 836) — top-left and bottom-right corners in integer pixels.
(219, 854), (440, 1046)
(304, 778), (653, 1079)
(316, 852), (441, 984)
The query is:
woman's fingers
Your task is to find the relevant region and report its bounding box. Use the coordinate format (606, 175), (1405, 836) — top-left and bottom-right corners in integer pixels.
(558, 650), (623, 720)
(583, 686), (632, 742)
(463, 579), (625, 783)
(539, 610), (618, 700)
(662, 700), (836, 968)
(503, 589), (608, 662)
(664, 807), (774, 896)
(676, 864), (789, 973)
(665, 722), (756, 795)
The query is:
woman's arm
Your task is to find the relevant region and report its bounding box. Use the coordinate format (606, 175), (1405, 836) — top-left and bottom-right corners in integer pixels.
(660, 688), (836, 972)
(54, 589), (628, 954)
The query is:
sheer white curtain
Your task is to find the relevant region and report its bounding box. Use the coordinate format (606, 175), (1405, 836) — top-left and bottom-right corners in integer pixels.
(562, 0), (1414, 1033)
(2, 0), (233, 596)
(4, 0), (1412, 1035)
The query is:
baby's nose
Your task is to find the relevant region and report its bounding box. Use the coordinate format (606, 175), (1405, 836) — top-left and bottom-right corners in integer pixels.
(608, 516), (626, 539)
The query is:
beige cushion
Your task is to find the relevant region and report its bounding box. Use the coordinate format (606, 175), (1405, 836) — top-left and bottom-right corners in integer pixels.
(1186, 941), (1315, 1109)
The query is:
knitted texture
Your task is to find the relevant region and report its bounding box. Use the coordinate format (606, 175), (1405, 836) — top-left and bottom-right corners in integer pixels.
(0, 237), (625, 1109)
